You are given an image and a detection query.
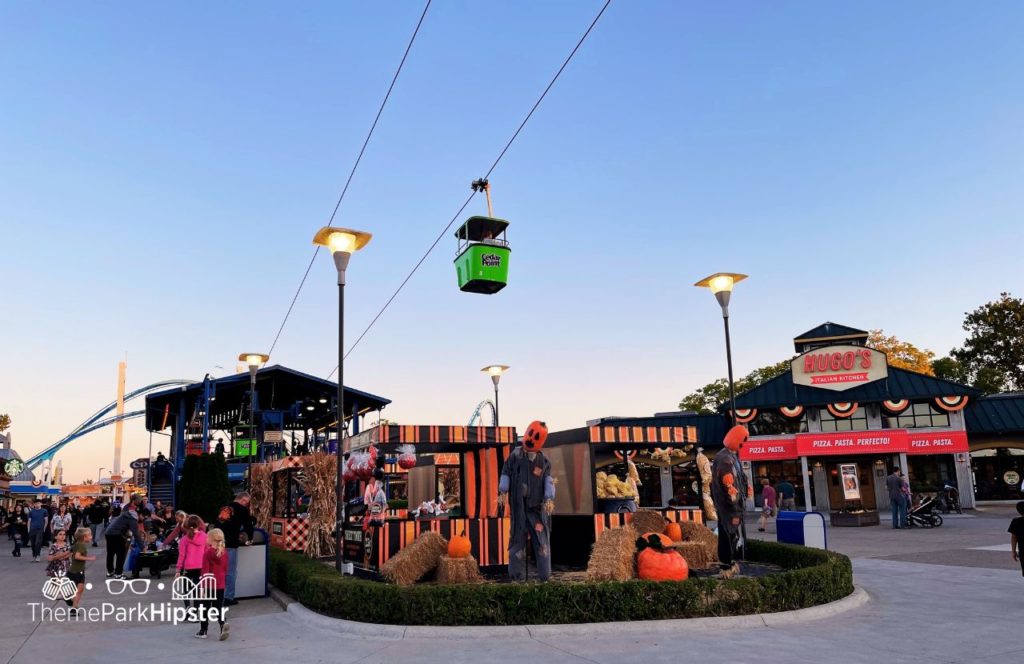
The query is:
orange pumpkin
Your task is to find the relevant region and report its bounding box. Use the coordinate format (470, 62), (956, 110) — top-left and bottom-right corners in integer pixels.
(636, 532), (688, 582)
(448, 532), (472, 559)
(664, 522), (683, 542)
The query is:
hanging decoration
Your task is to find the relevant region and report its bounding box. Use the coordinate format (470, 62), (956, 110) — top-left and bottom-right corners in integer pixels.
(779, 405), (804, 419)
(882, 399), (910, 413)
(396, 444), (417, 470)
(935, 395), (969, 412)
(827, 402), (859, 418)
(732, 408), (758, 424)
(614, 449), (637, 461)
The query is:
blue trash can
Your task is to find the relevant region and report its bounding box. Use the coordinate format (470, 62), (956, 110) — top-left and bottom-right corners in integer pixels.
(776, 511), (828, 549)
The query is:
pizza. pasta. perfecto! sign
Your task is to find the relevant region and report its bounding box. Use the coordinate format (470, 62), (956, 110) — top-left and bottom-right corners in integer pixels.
(791, 344), (888, 391)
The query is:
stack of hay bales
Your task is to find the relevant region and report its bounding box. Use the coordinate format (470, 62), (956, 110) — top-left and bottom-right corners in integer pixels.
(586, 525), (637, 581)
(631, 510), (668, 535)
(380, 532), (448, 586)
(667, 521), (718, 569)
(436, 555), (483, 584)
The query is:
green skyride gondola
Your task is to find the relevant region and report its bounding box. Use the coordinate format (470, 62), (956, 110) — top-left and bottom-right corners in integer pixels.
(454, 179), (510, 294)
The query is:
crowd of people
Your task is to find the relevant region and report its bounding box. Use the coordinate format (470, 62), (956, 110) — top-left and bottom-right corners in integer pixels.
(4, 491), (255, 641)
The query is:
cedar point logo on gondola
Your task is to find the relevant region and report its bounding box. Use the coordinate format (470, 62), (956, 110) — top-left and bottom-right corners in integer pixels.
(28, 573), (225, 624)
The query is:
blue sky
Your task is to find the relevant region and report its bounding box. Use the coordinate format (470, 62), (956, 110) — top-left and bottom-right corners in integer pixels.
(2, 1), (1022, 481)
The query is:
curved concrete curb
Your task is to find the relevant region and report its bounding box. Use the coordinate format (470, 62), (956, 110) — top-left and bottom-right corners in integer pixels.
(272, 585), (869, 639)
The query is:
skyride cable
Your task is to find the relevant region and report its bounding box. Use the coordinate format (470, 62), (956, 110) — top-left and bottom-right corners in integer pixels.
(266, 0), (433, 357)
(327, 0), (613, 378)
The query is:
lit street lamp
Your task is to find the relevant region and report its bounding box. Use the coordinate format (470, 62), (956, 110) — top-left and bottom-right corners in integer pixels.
(313, 225), (372, 574)
(238, 352), (270, 490)
(694, 273), (747, 425)
(481, 365), (509, 426)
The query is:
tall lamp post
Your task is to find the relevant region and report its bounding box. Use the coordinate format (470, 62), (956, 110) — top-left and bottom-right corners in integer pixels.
(481, 365), (509, 426)
(238, 352), (270, 490)
(313, 225), (372, 574)
(694, 273), (747, 425)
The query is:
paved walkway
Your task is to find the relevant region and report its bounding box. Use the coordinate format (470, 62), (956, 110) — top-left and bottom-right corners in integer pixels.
(3, 507), (1021, 664)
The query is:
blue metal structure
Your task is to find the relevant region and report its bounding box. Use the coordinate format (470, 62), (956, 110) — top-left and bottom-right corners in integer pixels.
(468, 400), (497, 426)
(24, 379), (195, 471)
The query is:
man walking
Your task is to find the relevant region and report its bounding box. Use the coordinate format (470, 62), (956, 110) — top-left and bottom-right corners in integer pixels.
(775, 476), (796, 511)
(221, 492), (254, 605)
(26, 499), (48, 562)
(886, 468), (907, 529)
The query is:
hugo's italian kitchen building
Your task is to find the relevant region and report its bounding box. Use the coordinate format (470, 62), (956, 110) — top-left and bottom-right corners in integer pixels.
(735, 323), (978, 511)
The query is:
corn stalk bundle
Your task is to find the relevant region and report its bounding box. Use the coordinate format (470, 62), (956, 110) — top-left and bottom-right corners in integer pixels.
(304, 452), (337, 560)
(249, 463), (273, 531)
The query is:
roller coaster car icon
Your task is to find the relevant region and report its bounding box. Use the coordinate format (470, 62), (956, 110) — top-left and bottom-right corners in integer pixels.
(172, 574), (218, 601)
(42, 575), (79, 601)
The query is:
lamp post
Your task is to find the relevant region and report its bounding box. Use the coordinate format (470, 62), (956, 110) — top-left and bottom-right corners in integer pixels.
(480, 365), (509, 426)
(313, 225), (372, 574)
(238, 352), (270, 490)
(694, 273), (748, 426)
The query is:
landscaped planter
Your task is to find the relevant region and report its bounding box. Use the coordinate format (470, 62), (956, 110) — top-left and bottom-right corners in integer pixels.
(269, 540), (853, 626)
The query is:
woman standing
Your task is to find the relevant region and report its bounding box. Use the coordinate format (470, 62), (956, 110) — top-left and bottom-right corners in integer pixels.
(758, 478), (777, 532)
(51, 505), (72, 541)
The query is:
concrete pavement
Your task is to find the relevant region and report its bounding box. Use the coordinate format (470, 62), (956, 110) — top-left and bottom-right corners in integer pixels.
(3, 506), (1021, 664)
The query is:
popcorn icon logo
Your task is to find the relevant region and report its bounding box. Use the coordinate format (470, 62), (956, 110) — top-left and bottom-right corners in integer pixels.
(42, 575), (78, 602)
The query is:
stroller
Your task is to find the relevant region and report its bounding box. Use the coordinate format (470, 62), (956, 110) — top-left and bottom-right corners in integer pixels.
(128, 533), (177, 579)
(908, 496), (944, 528)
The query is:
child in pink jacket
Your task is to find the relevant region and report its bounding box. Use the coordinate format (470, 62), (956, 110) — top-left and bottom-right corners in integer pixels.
(176, 515), (207, 611)
(198, 528), (229, 640)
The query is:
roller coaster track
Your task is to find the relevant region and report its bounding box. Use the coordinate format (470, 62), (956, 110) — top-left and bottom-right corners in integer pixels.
(468, 400), (497, 426)
(24, 379), (196, 471)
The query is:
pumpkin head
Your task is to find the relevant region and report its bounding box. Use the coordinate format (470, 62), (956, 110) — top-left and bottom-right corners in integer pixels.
(635, 532), (688, 582)
(522, 420), (548, 453)
(448, 532), (472, 559)
(664, 522), (683, 542)
(723, 425), (749, 453)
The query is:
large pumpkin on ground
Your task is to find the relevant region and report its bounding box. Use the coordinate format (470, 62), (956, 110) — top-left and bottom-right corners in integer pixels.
(636, 532), (689, 582)
(448, 532), (472, 559)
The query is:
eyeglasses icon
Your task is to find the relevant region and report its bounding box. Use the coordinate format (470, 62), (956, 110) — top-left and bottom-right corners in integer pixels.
(105, 578), (151, 595)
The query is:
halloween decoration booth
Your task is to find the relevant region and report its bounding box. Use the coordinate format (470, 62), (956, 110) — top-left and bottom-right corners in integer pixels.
(498, 420), (556, 581)
(711, 425), (753, 569)
(337, 423), (516, 577)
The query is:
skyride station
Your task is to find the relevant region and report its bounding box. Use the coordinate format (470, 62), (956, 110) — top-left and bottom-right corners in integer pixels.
(734, 323), (978, 521)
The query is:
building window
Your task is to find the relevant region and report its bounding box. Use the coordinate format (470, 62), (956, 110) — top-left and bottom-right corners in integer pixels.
(818, 406), (868, 432)
(883, 402), (950, 429)
(748, 410), (808, 436)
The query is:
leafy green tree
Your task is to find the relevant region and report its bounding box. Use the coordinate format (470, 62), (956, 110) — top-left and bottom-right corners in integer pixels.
(933, 356), (1009, 395)
(177, 453), (234, 522)
(950, 293), (1024, 392)
(679, 361), (790, 414)
(868, 330), (935, 375)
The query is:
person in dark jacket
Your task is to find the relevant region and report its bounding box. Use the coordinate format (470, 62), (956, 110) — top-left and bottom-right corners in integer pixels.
(886, 469), (908, 529)
(103, 507), (138, 578)
(221, 492), (254, 605)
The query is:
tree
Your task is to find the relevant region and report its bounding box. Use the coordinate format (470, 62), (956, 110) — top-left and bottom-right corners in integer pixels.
(950, 292), (1024, 392)
(679, 361), (790, 414)
(932, 356), (1007, 394)
(867, 330), (935, 375)
(177, 453), (234, 522)
(0, 414), (10, 433)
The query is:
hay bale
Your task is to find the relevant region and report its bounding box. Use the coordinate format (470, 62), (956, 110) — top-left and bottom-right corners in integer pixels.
(675, 521), (717, 554)
(380, 532), (448, 586)
(436, 555), (483, 584)
(668, 541), (715, 570)
(631, 510), (668, 535)
(586, 525), (637, 581)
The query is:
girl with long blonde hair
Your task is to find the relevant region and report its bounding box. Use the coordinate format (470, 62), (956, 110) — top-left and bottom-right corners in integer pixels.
(199, 527), (229, 640)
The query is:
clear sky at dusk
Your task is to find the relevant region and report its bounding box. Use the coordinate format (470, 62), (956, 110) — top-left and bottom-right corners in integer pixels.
(2, 1), (1022, 482)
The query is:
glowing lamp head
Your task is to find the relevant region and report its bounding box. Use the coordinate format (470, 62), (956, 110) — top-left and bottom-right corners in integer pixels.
(482, 364), (509, 386)
(694, 272), (748, 313)
(312, 226), (372, 255)
(238, 353), (269, 368)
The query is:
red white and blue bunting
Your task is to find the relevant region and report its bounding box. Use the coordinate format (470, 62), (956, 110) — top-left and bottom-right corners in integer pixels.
(732, 408), (758, 424)
(827, 402), (859, 418)
(882, 399), (910, 413)
(934, 395), (969, 412)
(779, 405), (804, 419)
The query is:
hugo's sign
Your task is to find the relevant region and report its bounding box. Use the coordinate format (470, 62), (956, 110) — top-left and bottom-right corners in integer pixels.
(791, 345), (888, 391)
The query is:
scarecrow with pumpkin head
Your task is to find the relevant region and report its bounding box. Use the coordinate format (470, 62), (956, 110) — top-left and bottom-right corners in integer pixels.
(498, 420), (555, 581)
(711, 425), (753, 571)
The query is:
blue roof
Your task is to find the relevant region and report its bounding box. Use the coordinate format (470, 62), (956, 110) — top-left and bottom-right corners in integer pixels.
(793, 322), (869, 347)
(729, 366), (980, 410)
(965, 393), (1024, 435)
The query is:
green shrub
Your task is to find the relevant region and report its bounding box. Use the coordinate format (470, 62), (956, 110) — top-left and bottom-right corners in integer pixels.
(269, 540), (852, 626)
